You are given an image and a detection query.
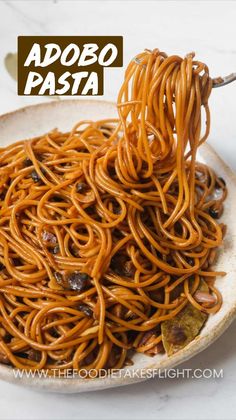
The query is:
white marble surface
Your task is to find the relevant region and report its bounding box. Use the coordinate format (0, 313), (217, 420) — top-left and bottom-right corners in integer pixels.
(0, 1), (236, 419)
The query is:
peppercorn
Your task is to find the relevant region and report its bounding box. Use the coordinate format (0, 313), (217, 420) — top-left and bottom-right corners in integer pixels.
(209, 207), (221, 219)
(23, 157), (33, 167)
(77, 303), (93, 317)
(76, 182), (87, 193)
(31, 170), (41, 183)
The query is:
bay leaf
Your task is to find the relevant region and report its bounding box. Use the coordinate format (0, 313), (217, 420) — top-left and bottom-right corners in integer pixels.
(161, 280), (208, 356)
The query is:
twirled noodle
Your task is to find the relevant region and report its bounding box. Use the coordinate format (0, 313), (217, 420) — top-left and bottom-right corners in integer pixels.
(0, 49), (227, 374)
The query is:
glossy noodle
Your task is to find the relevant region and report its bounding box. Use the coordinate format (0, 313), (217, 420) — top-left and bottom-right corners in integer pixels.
(0, 49), (227, 374)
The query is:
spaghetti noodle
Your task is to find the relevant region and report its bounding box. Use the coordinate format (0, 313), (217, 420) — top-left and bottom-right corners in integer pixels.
(0, 49), (227, 374)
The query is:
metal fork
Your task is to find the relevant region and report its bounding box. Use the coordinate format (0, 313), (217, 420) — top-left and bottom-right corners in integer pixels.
(133, 57), (236, 88)
(213, 73), (236, 88)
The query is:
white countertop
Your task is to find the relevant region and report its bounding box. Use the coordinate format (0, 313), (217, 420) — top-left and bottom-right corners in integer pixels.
(0, 1), (236, 419)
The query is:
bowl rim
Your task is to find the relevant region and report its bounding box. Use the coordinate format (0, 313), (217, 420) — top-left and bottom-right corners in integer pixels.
(0, 99), (236, 393)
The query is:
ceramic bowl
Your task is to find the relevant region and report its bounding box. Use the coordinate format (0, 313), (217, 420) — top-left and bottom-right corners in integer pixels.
(0, 100), (236, 393)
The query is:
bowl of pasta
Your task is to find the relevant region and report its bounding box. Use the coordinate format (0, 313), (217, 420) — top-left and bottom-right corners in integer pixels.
(0, 49), (236, 393)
